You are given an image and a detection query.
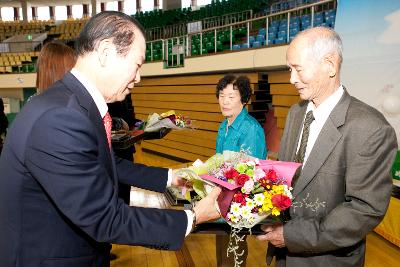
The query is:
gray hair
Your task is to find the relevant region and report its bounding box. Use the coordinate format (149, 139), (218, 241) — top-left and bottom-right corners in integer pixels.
(297, 26), (343, 67)
(76, 11), (145, 57)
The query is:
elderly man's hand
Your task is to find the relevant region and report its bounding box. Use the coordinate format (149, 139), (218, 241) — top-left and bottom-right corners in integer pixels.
(257, 223), (286, 248)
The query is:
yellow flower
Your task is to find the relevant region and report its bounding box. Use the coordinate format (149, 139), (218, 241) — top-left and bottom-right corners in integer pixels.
(272, 207), (281, 216)
(229, 214), (239, 223)
(262, 197), (273, 212)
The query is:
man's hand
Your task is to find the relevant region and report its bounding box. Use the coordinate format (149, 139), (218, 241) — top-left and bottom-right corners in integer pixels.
(257, 223), (286, 248)
(171, 169), (192, 188)
(193, 187), (222, 224)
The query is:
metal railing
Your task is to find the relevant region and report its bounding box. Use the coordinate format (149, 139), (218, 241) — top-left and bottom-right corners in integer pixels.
(145, 10), (253, 41)
(144, 0), (335, 69)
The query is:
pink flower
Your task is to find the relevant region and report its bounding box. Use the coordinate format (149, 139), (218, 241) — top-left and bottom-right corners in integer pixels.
(253, 167), (266, 181)
(242, 179), (254, 194)
(271, 194), (292, 211)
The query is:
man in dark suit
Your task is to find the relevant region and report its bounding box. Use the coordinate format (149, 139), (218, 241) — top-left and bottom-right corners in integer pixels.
(0, 11), (221, 267)
(258, 27), (398, 266)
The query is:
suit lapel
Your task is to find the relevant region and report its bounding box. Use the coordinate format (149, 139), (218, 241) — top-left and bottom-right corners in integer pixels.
(292, 90), (351, 198)
(288, 104), (308, 162)
(61, 72), (115, 182)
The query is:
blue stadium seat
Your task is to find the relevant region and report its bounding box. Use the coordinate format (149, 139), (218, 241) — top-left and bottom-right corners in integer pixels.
(289, 27), (300, 37)
(271, 20), (280, 27)
(258, 28), (266, 37)
(257, 34), (265, 43)
(268, 32), (276, 40)
(241, 43), (249, 49)
(290, 16), (300, 24)
(249, 36), (255, 45)
(290, 21), (300, 28)
(325, 9), (336, 19)
(314, 12), (324, 26)
(267, 39), (274, 46)
(301, 19), (311, 30)
(268, 26), (278, 33)
(279, 23), (287, 31)
(277, 30), (287, 39)
(301, 14), (311, 22)
(275, 37), (286, 45)
(232, 44), (241, 50)
(325, 9), (336, 27)
(252, 41), (261, 48)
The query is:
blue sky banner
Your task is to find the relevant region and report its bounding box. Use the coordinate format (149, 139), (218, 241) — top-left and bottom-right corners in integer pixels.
(335, 0), (400, 143)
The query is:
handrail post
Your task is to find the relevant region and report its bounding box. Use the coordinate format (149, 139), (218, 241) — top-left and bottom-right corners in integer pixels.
(247, 21), (250, 48)
(177, 37), (180, 66)
(266, 16), (269, 46)
(214, 29), (217, 53)
(311, 5), (315, 27)
(150, 41), (153, 61)
(200, 31), (203, 55)
(165, 39), (168, 65)
(186, 35), (189, 57)
(230, 25), (233, 50)
(287, 12), (290, 43)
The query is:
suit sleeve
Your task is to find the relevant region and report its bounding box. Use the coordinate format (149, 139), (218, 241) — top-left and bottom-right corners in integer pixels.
(283, 124), (398, 253)
(114, 155), (169, 193)
(25, 108), (187, 250)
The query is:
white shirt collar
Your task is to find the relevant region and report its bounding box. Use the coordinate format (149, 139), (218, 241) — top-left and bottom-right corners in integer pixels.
(300, 85), (344, 165)
(306, 85), (344, 125)
(70, 68), (108, 118)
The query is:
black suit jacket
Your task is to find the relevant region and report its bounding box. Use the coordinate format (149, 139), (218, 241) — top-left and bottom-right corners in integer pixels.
(0, 72), (187, 267)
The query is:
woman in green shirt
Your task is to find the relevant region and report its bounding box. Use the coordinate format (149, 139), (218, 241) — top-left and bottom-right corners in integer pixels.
(215, 74), (267, 266)
(216, 74), (267, 159)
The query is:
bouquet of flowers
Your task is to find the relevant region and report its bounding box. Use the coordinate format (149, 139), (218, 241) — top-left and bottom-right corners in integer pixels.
(175, 151), (301, 266)
(136, 110), (192, 132)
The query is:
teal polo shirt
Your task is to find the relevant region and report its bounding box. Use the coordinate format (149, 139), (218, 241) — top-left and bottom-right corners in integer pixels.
(216, 108), (267, 159)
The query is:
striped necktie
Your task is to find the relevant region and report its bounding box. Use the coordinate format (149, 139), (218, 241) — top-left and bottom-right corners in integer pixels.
(292, 110), (315, 187)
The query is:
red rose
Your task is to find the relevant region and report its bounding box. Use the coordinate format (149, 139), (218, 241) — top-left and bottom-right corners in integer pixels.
(266, 169), (278, 183)
(271, 194), (292, 211)
(236, 173), (250, 186)
(233, 192), (247, 206)
(224, 168), (239, 179)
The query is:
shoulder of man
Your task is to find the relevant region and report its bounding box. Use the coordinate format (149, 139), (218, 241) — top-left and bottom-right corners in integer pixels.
(347, 96), (392, 128)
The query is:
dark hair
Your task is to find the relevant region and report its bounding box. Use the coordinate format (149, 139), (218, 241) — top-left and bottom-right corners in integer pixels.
(0, 98), (8, 136)
(75, 11), (146, 57)
(216, 75), (252, 104)
(36, 41), (76, 93)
